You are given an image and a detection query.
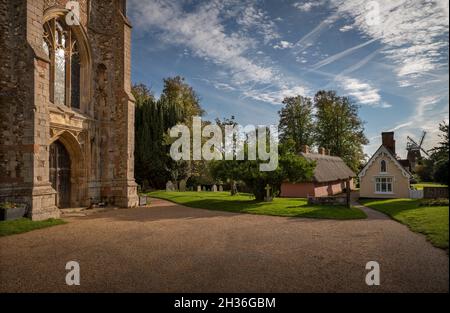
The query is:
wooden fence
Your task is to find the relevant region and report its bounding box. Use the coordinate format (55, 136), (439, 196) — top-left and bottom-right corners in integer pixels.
(423, 187), (449, 199)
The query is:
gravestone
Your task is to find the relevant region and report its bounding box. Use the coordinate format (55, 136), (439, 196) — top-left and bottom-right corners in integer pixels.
(202, 186), (206, 191)
(166, 181), (175, 192)
(139, 195), (147, 206)
(264, 184), (273, 202)
(212, 184), (217, 192)
(179, 179), (187, 192)
(219, 185), (223, 192)
(197, 185), (202, 192)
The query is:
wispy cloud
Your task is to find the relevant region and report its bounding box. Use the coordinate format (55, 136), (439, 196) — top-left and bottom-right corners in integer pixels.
(129, 0), (309, 105)
(241, 85), (310, 105)
(415, 95), (442, 122)
(340, 77), (389, 107)
(310, 38), (377, 70)
(293, 1), (325, 12)
(339, 25), (353, 32)
(293, 14), (338, 53)
(129, 0), (274, 85)
(330, 0), (449, 86)
(236, 5), (280, 44)
(273, 40), (294, 49)
(388, 121), (413, 132)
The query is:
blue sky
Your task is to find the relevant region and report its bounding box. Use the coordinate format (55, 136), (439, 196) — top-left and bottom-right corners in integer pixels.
(128, 0), (449, 158)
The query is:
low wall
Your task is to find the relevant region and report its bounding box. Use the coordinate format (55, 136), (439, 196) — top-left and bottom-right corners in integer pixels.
(307, 196), (346, 206)
(424, 187), (449, 199)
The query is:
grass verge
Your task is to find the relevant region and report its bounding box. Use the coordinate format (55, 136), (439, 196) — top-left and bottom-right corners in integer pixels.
(149, 191), (366, 220)
(0, 218), (66, 237)
(360, 198), (448, 249)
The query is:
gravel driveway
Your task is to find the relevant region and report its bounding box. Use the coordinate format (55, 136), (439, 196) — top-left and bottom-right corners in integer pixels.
(0, 198), (448, 292)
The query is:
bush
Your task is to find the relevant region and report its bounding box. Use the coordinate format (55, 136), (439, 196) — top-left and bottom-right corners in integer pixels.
(0, 202), (17, 209)
(419, 198), (449, 207)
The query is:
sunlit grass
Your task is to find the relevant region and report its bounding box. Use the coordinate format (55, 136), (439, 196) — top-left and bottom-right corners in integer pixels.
(360, 198), (448, 249)
(148, 191), (366, 220)
(0, 218), (66, 237)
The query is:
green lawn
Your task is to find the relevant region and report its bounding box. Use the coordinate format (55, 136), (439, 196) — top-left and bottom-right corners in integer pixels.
(412, 182), (447, 190)
(0, 218), (66, 237)
(360, 199), (449, 249)
(148, 191), (367, 220)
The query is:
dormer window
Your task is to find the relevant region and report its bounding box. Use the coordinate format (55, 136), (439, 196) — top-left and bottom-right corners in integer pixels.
(380, 160), (387, 173)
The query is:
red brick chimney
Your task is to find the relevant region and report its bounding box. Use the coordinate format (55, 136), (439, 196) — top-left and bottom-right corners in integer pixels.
(301, 145), (310, 153)
(382, 132), (395, 154)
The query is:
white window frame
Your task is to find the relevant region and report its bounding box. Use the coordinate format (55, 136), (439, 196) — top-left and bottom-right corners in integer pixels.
(374, 176), (394, 194)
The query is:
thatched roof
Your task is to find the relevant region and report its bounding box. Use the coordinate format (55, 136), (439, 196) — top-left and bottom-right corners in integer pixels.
(301, 152), (356, 183)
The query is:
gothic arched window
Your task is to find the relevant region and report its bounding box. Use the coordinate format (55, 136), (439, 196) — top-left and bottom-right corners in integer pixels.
(380, 160), (387, 173)
(43, 17), (80, 109)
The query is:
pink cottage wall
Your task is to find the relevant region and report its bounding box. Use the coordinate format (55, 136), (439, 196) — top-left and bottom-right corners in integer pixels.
(280, 180), (354, 198)
(280, 182), (315, 197)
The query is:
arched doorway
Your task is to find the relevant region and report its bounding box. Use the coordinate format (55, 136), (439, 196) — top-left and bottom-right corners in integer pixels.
(49, 141), (71, 208)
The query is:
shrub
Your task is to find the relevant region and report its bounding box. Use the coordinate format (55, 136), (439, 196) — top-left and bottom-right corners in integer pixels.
(0, 202), (18, 209)
(419, 198), (449, 207)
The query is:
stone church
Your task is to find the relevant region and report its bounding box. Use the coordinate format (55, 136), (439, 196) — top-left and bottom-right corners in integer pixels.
(0, 0), (139, 220)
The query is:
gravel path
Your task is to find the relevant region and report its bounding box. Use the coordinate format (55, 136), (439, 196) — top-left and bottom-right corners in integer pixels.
(0, 198), (448, 292)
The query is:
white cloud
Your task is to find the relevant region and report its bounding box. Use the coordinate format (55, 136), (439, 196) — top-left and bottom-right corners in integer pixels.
(415, 95), (441, 120)
(340, 77), (389, 107)
(236, 5), (280, 43)
(273, 40), (294, 49)
(129, 0), (274, 85)
(293, 1), (324, 12)
(330, 0), (449, 85)
(128, 0), (309, 105)
(339, 25), (353, 32)
(390, 96), (448, 158)
(388, 121), (413, 132)
(242, 85), (310, 105)
(311, 38), (377, 69)
(214, 82), (236, 91)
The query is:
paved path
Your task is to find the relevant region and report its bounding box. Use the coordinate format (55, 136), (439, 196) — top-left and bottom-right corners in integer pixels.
(0, 198), (448, 292)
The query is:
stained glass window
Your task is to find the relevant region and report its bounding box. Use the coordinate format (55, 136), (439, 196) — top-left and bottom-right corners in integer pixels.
(43, 17), (80, 109)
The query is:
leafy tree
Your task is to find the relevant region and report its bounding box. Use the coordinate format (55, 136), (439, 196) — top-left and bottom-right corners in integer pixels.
(213, 116), (240, 194)
(134, 77), (209, 190)
(278, 96), (314, 153)
(433, 158), (448, 185)
(313, 90), (368, 172)
(133, 84), (172, 188)
(430, 122), (449, 159)
(415, 122), (449, 185)
(430, 122), (449, 185)
(209, 141), (315, 201)
(160, 76), (204, 124)
(415, 159), (434, 182)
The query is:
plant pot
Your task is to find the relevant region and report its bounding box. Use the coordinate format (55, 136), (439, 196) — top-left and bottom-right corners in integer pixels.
(0, 205), (27, 221)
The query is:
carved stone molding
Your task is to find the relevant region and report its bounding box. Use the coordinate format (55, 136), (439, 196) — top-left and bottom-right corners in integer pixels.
(45, 0), (89, 10)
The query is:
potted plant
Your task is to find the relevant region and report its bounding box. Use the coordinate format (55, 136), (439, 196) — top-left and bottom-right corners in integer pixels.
(0, 202), (27, 221)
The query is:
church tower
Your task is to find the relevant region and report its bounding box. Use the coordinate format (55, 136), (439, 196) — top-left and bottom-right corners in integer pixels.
(0, 0), (139, 220)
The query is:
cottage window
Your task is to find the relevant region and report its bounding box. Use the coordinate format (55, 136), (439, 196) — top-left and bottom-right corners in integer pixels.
(375, 177), (393, 193)
(380, 160), (387, 173)
(43, 17), (80, 109)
